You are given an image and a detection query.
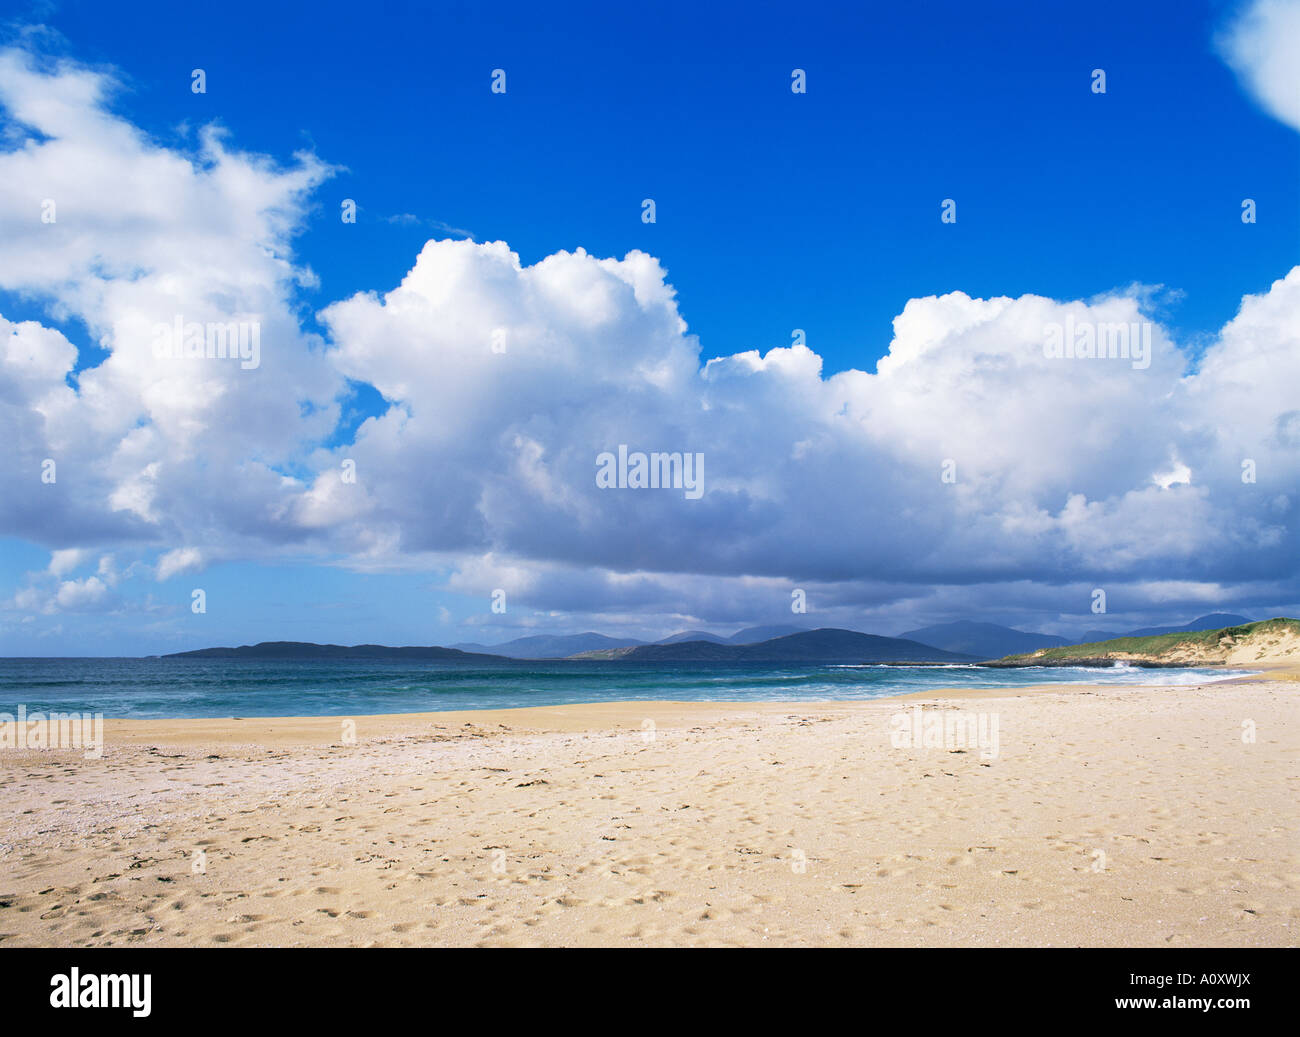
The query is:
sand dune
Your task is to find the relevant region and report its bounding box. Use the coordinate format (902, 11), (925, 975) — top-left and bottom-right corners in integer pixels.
(0, 677), (1295, 947)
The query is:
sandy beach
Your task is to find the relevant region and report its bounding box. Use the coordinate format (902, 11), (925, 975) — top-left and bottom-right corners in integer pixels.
(1, 673), (1295, 947)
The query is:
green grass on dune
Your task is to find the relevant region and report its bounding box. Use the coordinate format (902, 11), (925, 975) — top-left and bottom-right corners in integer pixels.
(997, 618), (1300, 664)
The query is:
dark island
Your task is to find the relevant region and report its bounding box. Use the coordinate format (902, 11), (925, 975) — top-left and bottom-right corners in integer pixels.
(165, 629), (977, 665)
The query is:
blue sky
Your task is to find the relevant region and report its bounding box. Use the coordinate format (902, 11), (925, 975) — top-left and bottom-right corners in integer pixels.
(33, 0), (1298, 366)
(0, 0), (1297, 654)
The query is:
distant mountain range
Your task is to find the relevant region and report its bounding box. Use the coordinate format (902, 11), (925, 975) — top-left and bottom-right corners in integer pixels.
(166, 641), (503, 661)
(450, 624), (808, 658)
(571, 628), (975, 663)
(164, 628), (971, 664)
(896, 621), (1070, 659)
(447, 632), (642, 658)
(654, 629), (726, 645)
(725, 624), (807, 643)
(167, 614), (1252, 664)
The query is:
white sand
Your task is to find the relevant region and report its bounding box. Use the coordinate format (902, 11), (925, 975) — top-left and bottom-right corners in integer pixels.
(0, 675), (1295, 946)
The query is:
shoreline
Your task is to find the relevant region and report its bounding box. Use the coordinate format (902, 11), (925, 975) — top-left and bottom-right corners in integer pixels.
(67, 662), (1290, 748)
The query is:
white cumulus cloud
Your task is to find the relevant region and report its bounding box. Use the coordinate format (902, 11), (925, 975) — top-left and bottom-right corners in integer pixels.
(1218, 0), (1300, 132)
(0, 43), (1296, 638)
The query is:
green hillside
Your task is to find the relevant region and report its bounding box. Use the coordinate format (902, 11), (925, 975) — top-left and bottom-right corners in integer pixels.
(989, 618), (1300, 666)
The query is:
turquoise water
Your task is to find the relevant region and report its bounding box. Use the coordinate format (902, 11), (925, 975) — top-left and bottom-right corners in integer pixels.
(0, 657), (1253, 719)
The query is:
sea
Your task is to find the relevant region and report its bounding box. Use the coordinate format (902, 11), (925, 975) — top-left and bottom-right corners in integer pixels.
(0, 657), (1255, 720)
